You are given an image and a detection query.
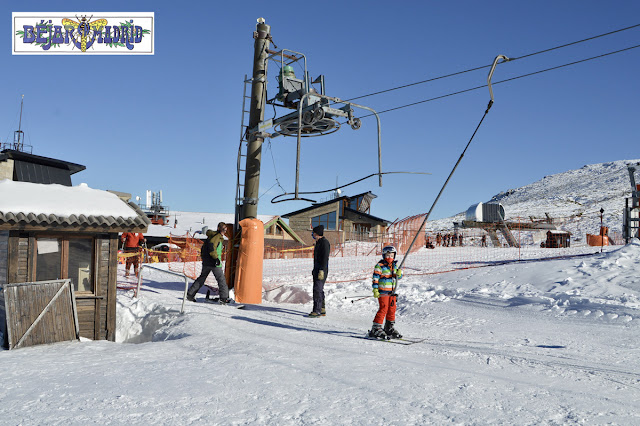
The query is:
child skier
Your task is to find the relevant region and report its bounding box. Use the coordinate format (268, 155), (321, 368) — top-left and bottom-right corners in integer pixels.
(369, 245), (403, 339)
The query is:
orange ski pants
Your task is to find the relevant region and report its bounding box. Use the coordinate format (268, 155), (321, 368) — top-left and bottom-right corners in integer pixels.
(373, 294), (396, 324)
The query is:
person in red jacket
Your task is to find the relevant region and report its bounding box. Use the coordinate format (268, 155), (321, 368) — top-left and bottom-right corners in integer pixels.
(121, 232), (145, 277)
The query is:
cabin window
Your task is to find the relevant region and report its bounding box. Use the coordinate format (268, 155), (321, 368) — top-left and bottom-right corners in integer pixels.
(69, 239), (93, 292)
(311, 211), (337, 231)
(35, 236), (94, 294)
(349, 196), (361, 210)
(35, 238), (62, 282)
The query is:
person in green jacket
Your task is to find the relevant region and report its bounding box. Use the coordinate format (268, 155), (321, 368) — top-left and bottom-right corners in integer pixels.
(187, 222), (230, 303)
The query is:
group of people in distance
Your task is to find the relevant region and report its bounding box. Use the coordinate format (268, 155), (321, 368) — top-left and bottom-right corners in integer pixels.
(435, 232), (464, 247)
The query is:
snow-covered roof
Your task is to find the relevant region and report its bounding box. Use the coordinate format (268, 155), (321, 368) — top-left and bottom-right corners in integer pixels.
(144, 211), (278, 238)
(0, 179), (150, 232)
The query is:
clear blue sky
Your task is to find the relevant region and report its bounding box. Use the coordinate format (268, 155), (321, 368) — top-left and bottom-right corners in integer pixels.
(2, 1), (639, 222)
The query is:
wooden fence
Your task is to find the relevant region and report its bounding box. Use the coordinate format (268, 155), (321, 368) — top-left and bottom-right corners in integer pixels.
(2, 279), (79, 350)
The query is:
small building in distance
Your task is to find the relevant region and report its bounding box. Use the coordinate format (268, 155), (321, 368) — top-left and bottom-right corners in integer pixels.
(541, 230), (571, 248)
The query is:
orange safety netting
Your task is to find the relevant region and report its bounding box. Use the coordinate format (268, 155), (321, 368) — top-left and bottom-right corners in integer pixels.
(168, 233), (205, 280)
(120, 214), (624, 292)
(260, 214), (625, 288)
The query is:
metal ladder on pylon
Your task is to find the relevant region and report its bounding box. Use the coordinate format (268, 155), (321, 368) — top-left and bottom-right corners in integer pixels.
(235, 75), (252, 231)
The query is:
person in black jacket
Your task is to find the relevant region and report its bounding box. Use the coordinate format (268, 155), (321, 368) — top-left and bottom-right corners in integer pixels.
(309, 225), (330, 318)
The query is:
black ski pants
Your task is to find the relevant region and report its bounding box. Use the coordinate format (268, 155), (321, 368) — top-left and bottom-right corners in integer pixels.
(312, 276), (326, 314)
(188, 264), (229, 300)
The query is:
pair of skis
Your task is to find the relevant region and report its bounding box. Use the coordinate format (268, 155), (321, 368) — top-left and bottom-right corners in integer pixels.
(360, 335), (425, 345)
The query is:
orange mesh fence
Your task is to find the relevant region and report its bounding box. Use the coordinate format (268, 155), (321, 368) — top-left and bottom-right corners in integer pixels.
(167, 233), (223, 288)
(118, 215), (624, 294)
(262, 214), (624, 291)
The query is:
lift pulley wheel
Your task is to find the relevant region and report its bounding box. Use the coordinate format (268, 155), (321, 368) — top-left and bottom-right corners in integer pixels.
(275, 117), (341, 137)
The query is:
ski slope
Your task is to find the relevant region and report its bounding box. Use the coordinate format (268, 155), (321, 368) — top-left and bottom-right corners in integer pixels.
(1, 240), (639, 424)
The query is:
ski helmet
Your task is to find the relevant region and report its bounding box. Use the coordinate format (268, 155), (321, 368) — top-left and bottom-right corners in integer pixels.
(382, 245), (397, 258)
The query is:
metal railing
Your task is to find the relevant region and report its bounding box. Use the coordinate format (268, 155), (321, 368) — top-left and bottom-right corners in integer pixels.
(135, 265), (190, 314)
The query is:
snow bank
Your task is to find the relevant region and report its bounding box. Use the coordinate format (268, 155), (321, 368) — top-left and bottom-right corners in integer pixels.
(116, 294), (187, 343)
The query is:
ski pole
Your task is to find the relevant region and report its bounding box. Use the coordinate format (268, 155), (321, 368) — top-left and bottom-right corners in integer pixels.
(350, 295), (372, 303)
(393, 54), (510, 295)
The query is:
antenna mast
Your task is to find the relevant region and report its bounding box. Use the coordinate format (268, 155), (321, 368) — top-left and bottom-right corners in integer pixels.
(14, 95), (25, 151)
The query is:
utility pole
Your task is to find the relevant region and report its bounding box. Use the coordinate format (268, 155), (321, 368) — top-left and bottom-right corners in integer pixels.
(241, 18), (271, 220)
(227, 18), (271, 291)
(600, 207), (604, 253)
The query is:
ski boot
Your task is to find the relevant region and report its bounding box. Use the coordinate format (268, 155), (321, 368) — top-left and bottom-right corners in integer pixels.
(384, 320), (403, 339)
(368, 323), (388, 340)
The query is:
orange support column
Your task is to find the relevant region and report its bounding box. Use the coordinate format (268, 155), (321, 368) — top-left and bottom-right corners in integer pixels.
(234, 218), (264, 304)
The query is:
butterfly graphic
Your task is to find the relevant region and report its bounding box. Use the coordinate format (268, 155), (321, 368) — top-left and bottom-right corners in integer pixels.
(62, 15), (107, 52)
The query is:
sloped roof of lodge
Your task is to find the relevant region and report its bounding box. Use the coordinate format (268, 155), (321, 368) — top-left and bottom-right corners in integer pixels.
(341, 206), (390, 225)
(281, 191), (389, 224)
(0, 180), (150, 232)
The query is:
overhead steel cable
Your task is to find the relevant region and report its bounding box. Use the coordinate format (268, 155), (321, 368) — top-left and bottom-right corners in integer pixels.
(345, 64), (489, 102)
(259, 139), (286, 200)
(390, 55), (510, 295)
(270, 171), (431, 204)
(354, 44), (640, 119)
(511, 23), (640, 61)
(344, 23), (640, 103)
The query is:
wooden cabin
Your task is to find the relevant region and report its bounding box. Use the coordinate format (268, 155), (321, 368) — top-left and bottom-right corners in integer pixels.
(0, 181), (149, 347)
(541, 230), (571, 248)
(282, 192), (390, 246)
(0, 150), (149, 347)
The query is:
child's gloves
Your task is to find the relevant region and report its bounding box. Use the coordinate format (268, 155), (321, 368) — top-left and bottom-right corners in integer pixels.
(372, 288), (380, 298)
(318, 270), (325, 280)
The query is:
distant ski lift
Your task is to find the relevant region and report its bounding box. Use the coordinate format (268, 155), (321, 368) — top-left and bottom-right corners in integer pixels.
(466, 202), (506, 223)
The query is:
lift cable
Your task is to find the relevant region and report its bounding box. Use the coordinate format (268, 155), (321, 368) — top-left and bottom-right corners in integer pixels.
(345, 23), (640, 102)
(391, 55), (509, 295)
(259, 139), (287, 200)
(270, 171), (431, 204)
(264, 45), (639, 205)
(262, 30), (640, 205)
(353, 44), (640, 119)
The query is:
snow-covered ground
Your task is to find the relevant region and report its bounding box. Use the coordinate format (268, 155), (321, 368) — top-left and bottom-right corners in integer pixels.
(2, 159), (640, 424)
(2, 239), (640, 424)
